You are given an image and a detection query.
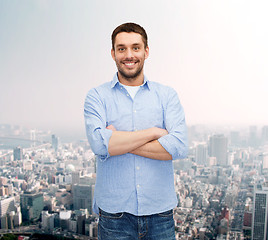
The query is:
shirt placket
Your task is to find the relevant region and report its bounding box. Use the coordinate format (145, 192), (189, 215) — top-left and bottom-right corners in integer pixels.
(132, 89), (143, 215)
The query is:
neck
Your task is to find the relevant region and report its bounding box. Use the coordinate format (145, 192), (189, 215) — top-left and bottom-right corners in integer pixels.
(117, 72), (144, 86)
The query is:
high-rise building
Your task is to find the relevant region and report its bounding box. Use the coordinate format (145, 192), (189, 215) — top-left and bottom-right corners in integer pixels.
(219, 207), (229, 226)
(260, 153), (268, 172)
(244, 212), (252, 228)
(195, 143), (208, 166)
(13, 147), (23, 160)
(41, 211), (55, 232)
(249, 125), (258, 147)
(230, 131), (240, 147)
(73, 184), (93, 214)
(0, 197), (16, 217)
(72, 171), (82, 185)
(20, 191), (44, 221)
(209, 134), (228, 166)
(59, 210), (71, 231)
(51, 134), (59, 152)
(252, 186), (268, 239)
(261, 126), (268, 145)
(0, 186), (8, 196)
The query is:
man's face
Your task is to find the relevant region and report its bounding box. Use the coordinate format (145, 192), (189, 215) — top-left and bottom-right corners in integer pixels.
(111, 32), (149, 82)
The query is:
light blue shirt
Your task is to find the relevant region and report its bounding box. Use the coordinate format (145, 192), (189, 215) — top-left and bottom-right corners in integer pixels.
(84, 74), (188, 216)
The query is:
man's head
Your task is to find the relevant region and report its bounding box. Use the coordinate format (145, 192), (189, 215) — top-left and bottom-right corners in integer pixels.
(111, 23), (149, 85)
(111, 23), (148, 50)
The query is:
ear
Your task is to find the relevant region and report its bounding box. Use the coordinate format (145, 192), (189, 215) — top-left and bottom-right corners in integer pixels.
(111, 48), (116, 61)
(145, 46), (149, 59)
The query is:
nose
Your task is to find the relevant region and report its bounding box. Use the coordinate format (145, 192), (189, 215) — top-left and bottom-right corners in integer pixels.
(125, 48), (134, 59)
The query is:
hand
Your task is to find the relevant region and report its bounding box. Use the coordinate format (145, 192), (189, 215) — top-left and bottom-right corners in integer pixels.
(106, 125), (117, 131)
(152, 127), (169, 139)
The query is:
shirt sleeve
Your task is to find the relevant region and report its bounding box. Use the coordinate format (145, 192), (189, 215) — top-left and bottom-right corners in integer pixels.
(84, 88), (113, 161)
(157, 87), (188, 160)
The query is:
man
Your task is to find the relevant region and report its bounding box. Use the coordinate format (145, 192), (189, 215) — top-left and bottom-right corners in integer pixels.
(84, 23), (188, 240)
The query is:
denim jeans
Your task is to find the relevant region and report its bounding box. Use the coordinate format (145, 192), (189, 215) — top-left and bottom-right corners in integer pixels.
(98, 208), (175, 240)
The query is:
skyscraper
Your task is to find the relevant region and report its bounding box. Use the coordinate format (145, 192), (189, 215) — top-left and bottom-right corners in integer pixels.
(209, 134), (228, 166)
(252, 186), (268, 239)
(230, 131), (240, 147)
(0, 197), (16, 217)
(20, 191), (44, 221)
(261, 126), (268, 145)
(195, 143), (208, 166)
(249, 125), (258, 147)
(72, 171), (82, 185)
(72, 184), (93, 214)
(13, 147), (23, 161)
(51, 134), (59, 152)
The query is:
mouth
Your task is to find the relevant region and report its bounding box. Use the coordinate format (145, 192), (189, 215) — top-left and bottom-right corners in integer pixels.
(123, 61), (138, 68)
(124, 62), (135, 66)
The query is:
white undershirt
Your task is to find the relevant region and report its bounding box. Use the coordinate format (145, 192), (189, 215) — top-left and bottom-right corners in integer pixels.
(122, 84), (140, 100)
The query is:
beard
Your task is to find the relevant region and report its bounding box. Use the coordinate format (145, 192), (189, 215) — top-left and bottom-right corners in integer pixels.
(117, 64), (144, 80)
(115, 56), (145, 81)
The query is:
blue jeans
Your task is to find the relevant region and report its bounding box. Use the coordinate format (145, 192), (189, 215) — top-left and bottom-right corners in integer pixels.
(98, 208), (175, 240)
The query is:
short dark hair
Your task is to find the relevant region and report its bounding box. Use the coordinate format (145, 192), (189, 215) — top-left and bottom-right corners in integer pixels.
(111, 23), (148, 50)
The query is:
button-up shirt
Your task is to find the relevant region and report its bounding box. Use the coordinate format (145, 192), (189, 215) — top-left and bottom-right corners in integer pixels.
(84, 74), (188, 216)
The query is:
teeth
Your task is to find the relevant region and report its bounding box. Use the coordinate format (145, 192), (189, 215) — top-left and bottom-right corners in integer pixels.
(125, 62), (135, 66)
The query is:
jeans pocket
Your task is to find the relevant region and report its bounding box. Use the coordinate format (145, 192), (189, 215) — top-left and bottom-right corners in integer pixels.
(158, 209), (173, 217)
(99, 208), (124, 219)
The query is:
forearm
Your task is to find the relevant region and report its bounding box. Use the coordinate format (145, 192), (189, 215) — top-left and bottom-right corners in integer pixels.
(130, 140), (172, 161)
(108, 127), (167, 156)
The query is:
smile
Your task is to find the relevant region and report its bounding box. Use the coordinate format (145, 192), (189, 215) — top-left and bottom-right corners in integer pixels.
(123, 60), (139, 68)
(124, 62), (135, 66)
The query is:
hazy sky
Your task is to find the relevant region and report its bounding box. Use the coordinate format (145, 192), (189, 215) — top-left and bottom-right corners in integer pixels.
(1, 0), (268, 138)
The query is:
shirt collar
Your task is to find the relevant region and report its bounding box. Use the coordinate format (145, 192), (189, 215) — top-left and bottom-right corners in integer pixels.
(110, 73), (150, 90)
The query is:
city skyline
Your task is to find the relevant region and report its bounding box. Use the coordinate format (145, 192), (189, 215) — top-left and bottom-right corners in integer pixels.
(0, 116), (267, 238)
(1, 0), (268, 136)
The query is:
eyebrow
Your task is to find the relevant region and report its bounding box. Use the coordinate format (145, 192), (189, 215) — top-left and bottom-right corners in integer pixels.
(115, 44), (125, 48)
(115, 43), (142, 48)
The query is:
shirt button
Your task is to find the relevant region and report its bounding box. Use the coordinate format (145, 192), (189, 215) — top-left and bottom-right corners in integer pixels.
(136, 166), (140, 170)
(133, 110), (136, 113)
(137, 184), (140, 188)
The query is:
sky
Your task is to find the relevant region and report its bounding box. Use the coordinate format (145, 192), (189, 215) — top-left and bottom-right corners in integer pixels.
(0, 0), (268, 139)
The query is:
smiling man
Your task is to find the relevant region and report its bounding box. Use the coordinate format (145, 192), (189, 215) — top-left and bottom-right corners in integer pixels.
(112, 31), (148, 84)
(84, 23), (188, 240)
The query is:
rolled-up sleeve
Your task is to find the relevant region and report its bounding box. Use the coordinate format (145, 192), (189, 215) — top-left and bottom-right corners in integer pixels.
(158, 87), (188, 160)
(84, 89), (112, 161)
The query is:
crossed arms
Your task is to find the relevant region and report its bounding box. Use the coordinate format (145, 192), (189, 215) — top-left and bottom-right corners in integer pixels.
(84, 87), (188, 161)
(107, 125), (172, 160)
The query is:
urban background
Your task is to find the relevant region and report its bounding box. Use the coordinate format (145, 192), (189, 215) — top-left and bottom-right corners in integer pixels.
(0, 123), (268, 239)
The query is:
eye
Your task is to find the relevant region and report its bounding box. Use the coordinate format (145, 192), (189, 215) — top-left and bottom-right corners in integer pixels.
(118, 48), (125, 52)
(133, 47), (139, 51)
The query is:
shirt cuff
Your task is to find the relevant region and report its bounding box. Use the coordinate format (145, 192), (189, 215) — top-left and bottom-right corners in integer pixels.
(158, 134), (180, 160)
(97, 128), (113, 161)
